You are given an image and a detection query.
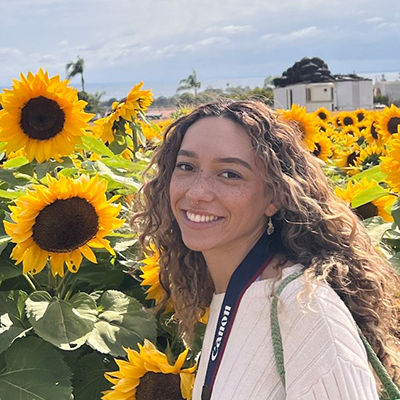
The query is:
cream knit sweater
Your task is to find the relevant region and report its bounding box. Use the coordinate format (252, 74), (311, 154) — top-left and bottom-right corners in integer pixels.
(192, 264), (379, 400)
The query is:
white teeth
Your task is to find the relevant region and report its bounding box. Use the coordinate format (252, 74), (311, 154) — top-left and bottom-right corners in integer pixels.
(186, 212), (220, 223)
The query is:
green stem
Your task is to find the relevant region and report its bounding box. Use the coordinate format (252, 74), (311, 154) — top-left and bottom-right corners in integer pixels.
(23, 273), (37, 291)
(48, 262), (57, 291)
(58, 271), (72, 299)
(28, 273), (43, 291)
(63, 282), (76, 302)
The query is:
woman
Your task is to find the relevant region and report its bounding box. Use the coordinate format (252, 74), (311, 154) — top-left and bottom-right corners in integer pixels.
(135, 100), (400, 399)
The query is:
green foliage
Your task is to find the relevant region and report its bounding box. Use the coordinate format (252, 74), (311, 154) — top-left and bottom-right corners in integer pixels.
(352, 185), (389, 208)
(86, 290), (157, 357)
(362, 217), (392, 246)
(0, 336), (72, 400)
(26, 292), (97, 350)
(78, 90), (105, 115)
(0, 291), (31, 353)
(374, 95), (389, 106)
(72, 352), (116, 400)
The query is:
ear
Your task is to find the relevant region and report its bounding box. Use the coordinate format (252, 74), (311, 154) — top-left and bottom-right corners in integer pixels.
(265, 203), (278, 217)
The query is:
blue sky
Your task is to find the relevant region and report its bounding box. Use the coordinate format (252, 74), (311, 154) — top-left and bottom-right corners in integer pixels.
(0, 0), (399, 97)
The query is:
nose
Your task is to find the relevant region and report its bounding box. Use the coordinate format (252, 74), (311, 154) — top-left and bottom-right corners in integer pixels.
(186, 172), (215, 205)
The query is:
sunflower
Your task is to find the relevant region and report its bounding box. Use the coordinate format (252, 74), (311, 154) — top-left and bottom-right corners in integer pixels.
(311, 132), (333, 162)
(96, 82), (153, 143)
(4, 174), (124, 277)
(376, 104), (400, 142)
(354, 108), (368, 124)
(313, 107), (331, 123)
(334, 145), (362, 175)
(140, 249), (174, 313)
(335, 178), (395, 222)
(357, 144), (386, 171)
(138, 121), (162, 141)
(278, 104), (318, 151)
(381, 133), (400, 193)
(332, 114), (342, 129)
(363, 112), (387, 146)
(0, 69), (94, 163)
(103, 339), (197, 400)
(140, 250), (209, 323)
(157, 118), (173, 133)
(339, 111), (356, 127)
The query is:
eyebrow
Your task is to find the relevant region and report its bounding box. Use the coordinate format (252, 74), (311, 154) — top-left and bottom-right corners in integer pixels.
(177, 150), (253, 171)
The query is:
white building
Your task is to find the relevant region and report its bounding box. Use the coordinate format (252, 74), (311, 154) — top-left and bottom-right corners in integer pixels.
(374, 81), (400, 104)
(274, 79), (373, 111)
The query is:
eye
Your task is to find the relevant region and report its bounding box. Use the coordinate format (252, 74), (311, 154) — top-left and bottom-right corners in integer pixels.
(175, 162), (194, 172)
(220, 171), (242, 179)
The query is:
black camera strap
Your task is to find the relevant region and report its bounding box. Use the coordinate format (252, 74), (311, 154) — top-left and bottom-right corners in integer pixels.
(201, 233), (274, 400)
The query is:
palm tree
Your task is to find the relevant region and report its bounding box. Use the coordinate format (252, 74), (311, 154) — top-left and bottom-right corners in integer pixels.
(177, 70), (201, 96)
(66, 56), (85, 92)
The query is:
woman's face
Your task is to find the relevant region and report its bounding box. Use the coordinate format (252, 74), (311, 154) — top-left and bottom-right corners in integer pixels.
(169, 117), (277, 256)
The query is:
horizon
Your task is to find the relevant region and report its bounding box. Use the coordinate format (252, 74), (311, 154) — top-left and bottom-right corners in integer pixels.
(1, 70), (398, 100)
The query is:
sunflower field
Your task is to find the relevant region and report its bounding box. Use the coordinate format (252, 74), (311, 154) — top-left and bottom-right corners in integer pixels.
(0, 70), (399, 400)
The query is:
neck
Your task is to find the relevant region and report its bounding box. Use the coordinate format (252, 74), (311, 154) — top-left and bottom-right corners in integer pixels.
(203, 229), (266, 294)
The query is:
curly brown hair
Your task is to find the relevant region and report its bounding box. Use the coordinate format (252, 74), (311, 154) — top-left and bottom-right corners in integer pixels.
(133, 100), (400, 385)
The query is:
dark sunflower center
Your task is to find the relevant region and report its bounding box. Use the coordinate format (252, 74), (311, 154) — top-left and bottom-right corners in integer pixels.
(343, 116), (354, 126)
(357, 112), (365, 122)
(136, 372), (184, 400)
(319, 125), (326, 132)
(313, 143), (322, 157)
(347, 151), (360, 167)
(387, 117), (400, 135)
(318, 112), (327, 120)
(32, 197), (99, 253)
(371, 122), (378, 139)
(355, 202), (378, 219)
(20, 96), (65, 140)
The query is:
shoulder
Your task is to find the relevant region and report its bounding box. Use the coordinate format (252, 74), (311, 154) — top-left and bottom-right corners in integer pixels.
(276, 273), (379, 398)
(278, 274), (366, 364)
(277, 273), (376, 393)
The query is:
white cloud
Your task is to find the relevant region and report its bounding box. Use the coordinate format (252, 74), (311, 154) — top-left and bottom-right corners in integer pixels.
(57, 40), (68, 46)
(155, 44), (196, 57)
(363, 17), (384, 23)
(197, 37), (231, 46)
(206, 25), (253, 35)
(373, 22), (400, 31)
(260, 26), (320, 42)
(0, 47), (22, 56)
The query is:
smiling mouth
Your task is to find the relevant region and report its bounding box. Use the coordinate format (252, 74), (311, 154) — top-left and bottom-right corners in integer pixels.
(186, 211), (222, 223)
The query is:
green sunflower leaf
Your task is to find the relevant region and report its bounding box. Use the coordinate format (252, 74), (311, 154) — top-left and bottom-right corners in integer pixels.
(0, 189), (25, 200)
(81, 135), (114, 157)
(390, 253), (400, 274)
(0, 291), (31, 353)
(0, 336), (72, 400)
(362, 217), (392, 246)
(25, 291), (97, 350)
(2, 156), (29, 170)
(71, 352), (116, 400)
(351, 185), (388, 208)
(0, 169), (30, 186)
(95, 160), (141, 191)
(0, 246), (22, 281)
(86, 290), (157, 357)
(391, 198), (400, 229)
(351, 165), (387, 183)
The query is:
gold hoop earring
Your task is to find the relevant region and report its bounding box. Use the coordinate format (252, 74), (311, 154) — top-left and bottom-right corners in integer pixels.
(267, 217), (274, 236)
